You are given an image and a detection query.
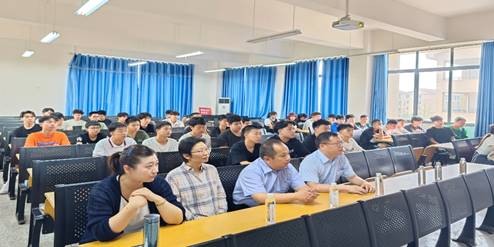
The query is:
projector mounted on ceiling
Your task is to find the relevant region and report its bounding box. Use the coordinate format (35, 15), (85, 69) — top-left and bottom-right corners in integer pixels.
(332, 0), (364, 31)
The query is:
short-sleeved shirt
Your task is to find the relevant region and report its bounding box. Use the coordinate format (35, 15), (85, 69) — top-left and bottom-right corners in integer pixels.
(303, 134), (318, 153)
(270, 135), (309, 158)
(165, 119), (184, 128)
(451, 127), (468, 139)
(129, 130), (149, 144)
(24, 131), (71, 147)
(79, 132), (107, 144)
(404, 124), (425, 133)
(178, 132), (211, 149)
(217, 130), (242, 147)
(12, 125), (42, 138)
(228, 141), (260, 165)
(341, 137), (363, 153)
(355, 122), (370, 129)
(426, 127), (455, 144)
(92, 137), (137, 157)
(62, 119), (87, 130)
(142, 137), (179, 152)
(299, 150), (356, 184)
(233, 158), (305, 207)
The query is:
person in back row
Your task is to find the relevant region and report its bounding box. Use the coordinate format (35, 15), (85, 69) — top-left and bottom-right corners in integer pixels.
(166, 137), (227, 220)
(98, 110), (112, 126)
(78, 121), (107, 144)
(53, 112), (65, 130)
(217, 114), (243, 147)
(355, 114), (370, 129)
(450, 116), (468, 139)
(178, 117), (211, 149)
(426, 115), (455, 144)
(81, 145), (185, 243)
(165, 111), (184, 128)
(62, 109), (87, 131)
(359, 119), (387, 150)
(25, 115), (70, 147)
(299, 132), (374, 194)
(271, 120), (309, 158)
(12, 110), (42, 138)
(117, 112), (129, 124)
(338, 124), (363, 153)
(303, 119), (331, 153)
(404, 116), (425, 133)
(303, 112), (322, 134)
(93, 122), (137, 157)
(264, 112), (278, 133)
(138, 112), (156, 135)
(228, 124), (263, 166)
(210, 115), (228, 137)
(331, 115), (345, 133)
(126, 117), (150, 144)
(142, 121), (179, 152)
(233, 138), (319, 207)
(88, 111), (108, 130)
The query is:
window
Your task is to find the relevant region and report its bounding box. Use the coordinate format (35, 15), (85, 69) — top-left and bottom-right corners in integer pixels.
(388, 45), (481, 123)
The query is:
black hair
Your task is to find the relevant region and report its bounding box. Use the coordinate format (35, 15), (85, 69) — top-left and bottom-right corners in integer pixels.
(430, 115), (443, 122)
(85, 121), (101, 129)
(371, 119), (381, 125)
(273, 120), (296, 133)
(165, 110), (174, 115)
(267, 111), (277, 118)
(188, 117), (206, 127)
(189, 112), (200, 117)
(360, 114), (368, 118)
(316, 132), (339, 147)
(227, 114), (241, 124)
(178, 137), (206, 162)
(298, 113), (307, 119)
(241, 116), (250, 123)
(117, 112), (129, 118)
(125, 116), (140, 125)
(88, 111), (99, 116)
(172, 111), (180, 116)
(335, 115), (344, 120)
(386, 119), (398, 125)
(138, 112), (152, 120)
(52, 112), (65, 120)
(345, 114), (355, 120)
(108, 122), (127, 132)
(328, 114), (336, 118)
(72, 109), (84, 115)
(42, 107), (54, 113)
(97, 110), (107, 116)
(241, 123), (262, 137)
(260, 138), (285, 159)
(411, 116), (423, 122)
(218, 115), (228, 121)
(312, 119), (330, 129)
(20, 110), (35, 118)
(311, 112), (321, 117)
(155, 121), (172, 130)
(38, 115), (56, 123)
(337, 123), (354, 132)
(109, 145), (156, 175)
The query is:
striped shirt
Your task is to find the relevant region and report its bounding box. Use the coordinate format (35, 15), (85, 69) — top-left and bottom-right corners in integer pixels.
(165, 163), (227, 220)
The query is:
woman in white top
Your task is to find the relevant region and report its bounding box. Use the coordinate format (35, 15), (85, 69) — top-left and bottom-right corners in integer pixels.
(472, 124), (494, 165)
(338, 123), (363, 153)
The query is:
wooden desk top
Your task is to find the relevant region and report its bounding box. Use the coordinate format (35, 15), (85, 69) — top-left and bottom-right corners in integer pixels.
(44, 192), (55, 219)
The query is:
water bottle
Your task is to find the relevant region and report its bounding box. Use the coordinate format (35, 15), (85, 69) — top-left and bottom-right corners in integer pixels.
(143, 214), (160, 247)
(459, 157), (467, 174)
(375, 173), (383, 197)
(265, 193), (276, 225)
(417, 166), (426, 185)
(329, 183), (339, 208)
(434, 162), (443, 181)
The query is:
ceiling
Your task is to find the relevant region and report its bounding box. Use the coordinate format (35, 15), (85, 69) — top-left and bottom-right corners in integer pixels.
(394, 0), (494, 17)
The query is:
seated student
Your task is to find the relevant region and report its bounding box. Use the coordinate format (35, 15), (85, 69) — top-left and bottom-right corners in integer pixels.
(450, 116), (468, 139)
(178, 117), (212, 149)
(384, 119), (399, 135)
(126, 117), (150, 145)
(52, 112), (65, 130)
(35, 107), (54, 124)
(93, 122), (137, 157)
(241, 116), (252, 128)
(25, 115), (70, 147)
(299, 132), (374, 194)
(472, 124), (494, 165)
(142, 121), (179, 152)
(395, 119), (410, 134)
(233, 139), (319, 207)
(217, 114), (243, 147)
(12, 110), (42, 138)
(405, 116), (425, 133)
(271, 120), (309, 158)
(303, 119), (331, 153)
(62, 109), (87, 131)
(264, 111), (278, 133)
(98, 110), (112, 126)
(303, 112), (322, 134)
(338, 124), (363, 153)
(426, 115), (455, 144)
(355, 115), (370, 129)
(81, 145), (184, 243)
(183, 112), (202, 131)
(166, 111), (185, 128)
(327, 114), (336, 125)
(359, 119), (387, 150)
(166, 137), (227, 220)
(210, 115), (228, 137)
(138, 112), (156, 135)
(229, 124), (262, 166)
(88, 111), (108, 130)
(78, 121), (107, 144)
(345, 114), (357, 129)
(116, 112), (129, 124)
(331, 115), (345, 133)
(297, 113), (308, 124)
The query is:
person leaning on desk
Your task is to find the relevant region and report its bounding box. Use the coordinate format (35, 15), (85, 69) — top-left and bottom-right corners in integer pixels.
(80, 145), (185, 243)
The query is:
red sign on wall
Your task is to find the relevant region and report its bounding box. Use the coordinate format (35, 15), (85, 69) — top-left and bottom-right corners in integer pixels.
(198, 107), (212, 116)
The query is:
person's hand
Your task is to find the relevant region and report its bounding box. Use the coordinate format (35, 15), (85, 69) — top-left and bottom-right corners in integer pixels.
(127, 195), (148, 210)
(344, 185), (367, 195)
(295, 186), (319, 203)
(360, 181), (375, 193)
(131, 188), (162, 203)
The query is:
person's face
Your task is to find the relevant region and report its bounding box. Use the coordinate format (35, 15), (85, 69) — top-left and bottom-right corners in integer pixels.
(117, 116), (127, 124)
(127, 121), (140, 133)
(270, 114), (277, 120)
(314, 124), (330, 136)
(412, 120), (422, 127)
(264, 143), (291, 170)
(124, 154), (159, 183)
(456, 120), (466, 127)
(73, 113), (82, 121)
(372, 121), (382, 130)
(336, 118), (344, 124)
(288, 115), (297, 121)
(242, 121), (252, 128)
(433, 120), (444, 128)
(339, 128), (354, 139)
(397, 121), (405, 128)
(140, 117), (151, 126)
(111, 127), (128, 142)
(185, 142), (210, 164)
(41, 119), (56, 132)
(156, 125), (172, 138)
(230, 121), (242, 133)
(245, 128), (262, 144)
(300, 116), (307, 121)
(387, 123), (397, 130)
(170, 114), (178, 122)
(89, 114), (99, 121)
(279, 124), (296, 139)
(22, 113), (35, 126)
(87, 125), (101, 137)
(218, 119), (228, 128)
(191, 124), (206, 136)
(312, 115), (322, 121)
(320, 136), (343, 158)
(360, 117), (368, 124)
(42, 110), (53, 117)
(98, 115), (106, 121)
(347, 117), (355, 124)
(328, 117), (336, 123)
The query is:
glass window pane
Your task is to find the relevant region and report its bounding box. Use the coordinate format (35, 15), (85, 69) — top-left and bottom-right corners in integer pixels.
(451, 69), (479, 124)
(417, 71), (449, 119)
(388, 52), (416, 71)
(418, 49), (451, 69)
(453, 45), (481, 67)
(388, 73), (415, 120)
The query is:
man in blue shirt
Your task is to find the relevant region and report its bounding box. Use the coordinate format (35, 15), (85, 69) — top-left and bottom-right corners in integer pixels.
(233, 139), (319, 207)
(299, 132), (374, 194)
(331, 115), (345, 133)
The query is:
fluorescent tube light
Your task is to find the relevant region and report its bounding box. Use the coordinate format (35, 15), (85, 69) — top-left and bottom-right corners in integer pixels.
(176, 51), (204, 58)
(22, 50), (35, 58)
(128, 61), (147, 67)
(247, 29), (302, 43)
(76, 0), (109, 16)
(40, 31), (60, 43)
(204, 69), (226, 73)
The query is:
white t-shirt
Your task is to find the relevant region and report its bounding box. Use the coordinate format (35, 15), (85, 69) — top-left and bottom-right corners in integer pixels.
(92, 137), (137, 157)
(120, 197), (150, 233)
(142, 137), (179, 152)
(477, 134), (494, 155)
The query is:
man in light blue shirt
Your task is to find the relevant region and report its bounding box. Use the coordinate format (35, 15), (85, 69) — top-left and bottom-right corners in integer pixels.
(299, 132), (374, 194)
(233, 139), (319, 207)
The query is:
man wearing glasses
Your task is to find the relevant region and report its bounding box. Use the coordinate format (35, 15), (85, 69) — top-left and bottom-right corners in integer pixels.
(299, 132), (374, 194)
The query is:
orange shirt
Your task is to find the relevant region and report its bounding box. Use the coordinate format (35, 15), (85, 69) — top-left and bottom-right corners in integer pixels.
(24, 131), (71, 147)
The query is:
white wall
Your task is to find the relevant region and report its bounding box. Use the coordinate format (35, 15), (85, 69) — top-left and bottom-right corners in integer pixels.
(348, 55), (372, 116)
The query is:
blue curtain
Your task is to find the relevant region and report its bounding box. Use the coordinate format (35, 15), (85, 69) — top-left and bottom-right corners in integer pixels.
(370, 54), (388, 122)
(475, 42), (494, 137)
(65, 54), (193, 117)
(320, 57), (349, 116)
(281, 60), (319, 116)
(221, 67), (276, 117)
